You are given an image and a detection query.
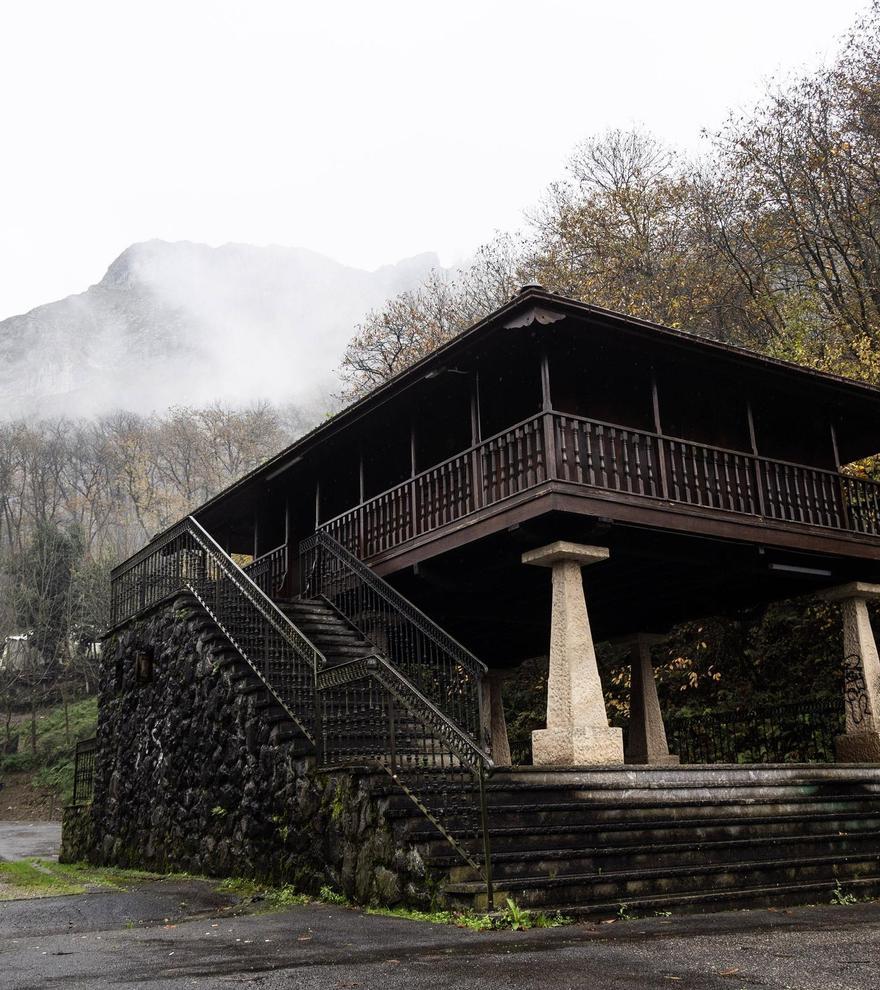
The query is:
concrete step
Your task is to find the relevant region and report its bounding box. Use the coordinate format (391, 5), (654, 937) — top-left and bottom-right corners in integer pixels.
(534, 875), (880, 919)
(393, 794), (880, 834)
(408, 810), (880, 856)
(440, 829), (880, 881)
(445, 852), (880, 911)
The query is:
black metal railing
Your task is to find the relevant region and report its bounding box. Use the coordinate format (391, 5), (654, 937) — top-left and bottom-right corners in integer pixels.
(299, 530), (488, 748)
(110, 521), (495, 906)
(111, 516), (323, 742)
(665, 698), (845, 765)
(72, 737), (97, 806)
(318, 655), (493, 883)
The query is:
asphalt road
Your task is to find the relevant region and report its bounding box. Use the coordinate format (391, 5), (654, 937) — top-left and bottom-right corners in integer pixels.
(0, 821), (61, 861)
(1, 880), (879, 990)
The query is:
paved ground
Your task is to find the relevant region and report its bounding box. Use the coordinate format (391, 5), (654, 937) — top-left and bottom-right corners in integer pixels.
(0, 880), (879, 990)
(0, 821), (62, 860)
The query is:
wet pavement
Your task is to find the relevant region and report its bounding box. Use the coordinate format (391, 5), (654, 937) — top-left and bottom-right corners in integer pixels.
(0, 821), (61, 861)
(0, 880), (878, 990)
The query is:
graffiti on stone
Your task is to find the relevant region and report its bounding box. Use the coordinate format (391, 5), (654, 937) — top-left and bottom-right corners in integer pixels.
(843, 653), (872, 727)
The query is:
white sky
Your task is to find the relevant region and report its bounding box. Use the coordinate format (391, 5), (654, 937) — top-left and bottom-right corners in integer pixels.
(0, 0), (868, 320)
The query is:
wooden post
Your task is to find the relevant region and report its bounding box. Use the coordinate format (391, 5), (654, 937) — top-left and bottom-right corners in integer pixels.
(830, 420), (842, 469)
(650, 369), (669, 499)
(540, 349), (557, 482)
(410, 418), (418, 537)
(253, 511), (260, 560)
(830, 420), (851, 530)
(314, 480), (321, 530)
(747, 400), (766, 517)
(283, 495), (292, 596)
(470, 370), (483, 509)
(358, 446), (366, 557)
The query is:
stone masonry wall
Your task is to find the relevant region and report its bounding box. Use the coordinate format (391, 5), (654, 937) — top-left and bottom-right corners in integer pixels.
(60, 597), (432, 907)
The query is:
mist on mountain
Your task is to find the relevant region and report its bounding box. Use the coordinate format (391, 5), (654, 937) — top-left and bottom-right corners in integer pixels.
(0, 240), (441, 419)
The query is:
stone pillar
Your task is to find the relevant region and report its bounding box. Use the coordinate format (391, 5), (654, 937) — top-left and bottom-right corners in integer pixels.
(522, 542), (623, 765)
(821, 582), (880, 763)
(621, 634), (679, 765)
(480, 671), (512, 767)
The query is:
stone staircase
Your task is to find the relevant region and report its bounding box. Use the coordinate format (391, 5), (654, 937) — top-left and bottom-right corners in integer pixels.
(190, 609), (313, 755)
(387, 765), (880, 916)
(280, 599), (376, 667)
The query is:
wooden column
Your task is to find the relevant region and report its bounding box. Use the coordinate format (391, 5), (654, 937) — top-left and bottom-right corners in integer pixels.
(314, 480), (321, 530)
(358, 446), (366, 557)
(540, 349), (557, 482)
(283, 495), (293, 596)
(409, 418), (418, 539)
(747, 400), (767, 517)
(252, 511), (260, 559)
(830, 421), (843, 469)
(470, 370), (483, 509)
(830, 420), (850, 529)
(650, 369), (669, 499)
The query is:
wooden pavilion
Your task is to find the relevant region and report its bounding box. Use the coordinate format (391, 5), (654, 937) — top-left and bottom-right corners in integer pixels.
(96, 285), (880, 914)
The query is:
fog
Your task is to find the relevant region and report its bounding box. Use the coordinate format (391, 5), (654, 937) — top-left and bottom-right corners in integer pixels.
(0, 240), (440, 419)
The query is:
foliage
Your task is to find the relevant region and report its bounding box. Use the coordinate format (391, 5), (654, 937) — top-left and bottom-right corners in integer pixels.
(366, 900), (571, 930)
(503, 597), (853, 764)
(495, 898), (572, 930)
(318, 884), (349, 905)
(339, 3), (880, 400)
(0, 858), (164, 900)
(832, 881), (858, 906)
(0, 696), (97, 802)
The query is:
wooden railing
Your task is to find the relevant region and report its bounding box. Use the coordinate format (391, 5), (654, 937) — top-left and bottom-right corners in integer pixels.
(320, 411), (880, 560)
(323, 415), (547, 556)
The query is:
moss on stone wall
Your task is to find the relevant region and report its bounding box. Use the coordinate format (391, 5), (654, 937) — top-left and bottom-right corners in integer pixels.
(61, 598), (431, 907)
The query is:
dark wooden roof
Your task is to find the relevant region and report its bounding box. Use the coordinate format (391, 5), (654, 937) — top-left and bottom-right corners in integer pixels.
(195, 286), (880, 524)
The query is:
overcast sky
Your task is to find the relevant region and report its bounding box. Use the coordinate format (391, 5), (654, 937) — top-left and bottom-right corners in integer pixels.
(0, 0), (868, 320)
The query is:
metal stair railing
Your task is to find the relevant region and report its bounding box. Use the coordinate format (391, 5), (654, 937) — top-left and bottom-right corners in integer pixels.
(300, 529), (489, 749)
(300, 530), (495, 905)
(317, 654), (494, 904)
(110, 515), (325, 743)
(110, 520), (495, 908)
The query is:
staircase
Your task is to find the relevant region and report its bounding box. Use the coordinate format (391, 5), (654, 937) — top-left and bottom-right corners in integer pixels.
(280, 600), (375, 667)
(185, 610), (313, 753)
(110, 522), (880, 918)
(386, 765), (880, 916)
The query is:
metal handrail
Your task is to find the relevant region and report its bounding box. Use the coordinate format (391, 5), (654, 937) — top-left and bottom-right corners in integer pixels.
(316, 653), (494, 901)
(300, 530), (489, 749)
(243, 542), (287, 596)
(107, 519), (495, 903)
(317, 654), (492, 772)
(110, 515), (326, 743)
(303, 530), (487, 680)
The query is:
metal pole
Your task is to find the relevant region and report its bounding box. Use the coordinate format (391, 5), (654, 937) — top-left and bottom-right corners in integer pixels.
(478, 764), (494, 912)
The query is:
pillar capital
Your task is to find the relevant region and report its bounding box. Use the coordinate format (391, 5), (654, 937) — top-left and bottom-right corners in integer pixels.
(819, 581), (880, 603)
(522, 542), (609, 568)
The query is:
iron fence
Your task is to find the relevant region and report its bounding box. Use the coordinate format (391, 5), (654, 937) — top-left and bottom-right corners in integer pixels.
(72, 736), (97, 806)
(666, 698), (844, 765)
